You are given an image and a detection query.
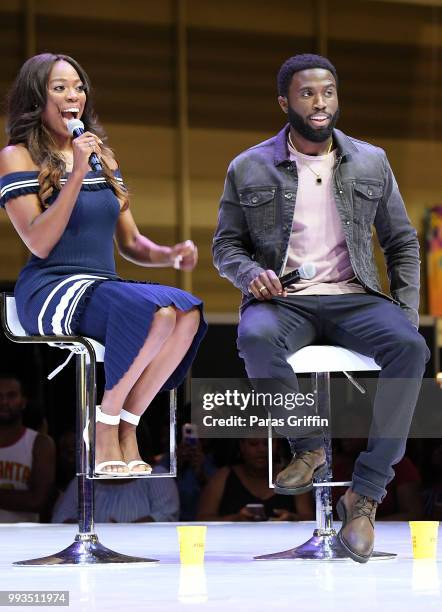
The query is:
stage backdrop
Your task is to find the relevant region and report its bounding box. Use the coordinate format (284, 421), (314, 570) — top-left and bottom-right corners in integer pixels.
(1, 0), (442, 314)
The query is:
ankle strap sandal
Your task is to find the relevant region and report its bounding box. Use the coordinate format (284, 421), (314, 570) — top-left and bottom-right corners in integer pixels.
(94, 405), (129, 476)
(96, 405), (120, 426)
(120, 408), (140, 426)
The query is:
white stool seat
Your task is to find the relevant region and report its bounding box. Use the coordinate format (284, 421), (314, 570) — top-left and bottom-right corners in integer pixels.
(5, 295), (105, 362)
(287, 345), (380, 373)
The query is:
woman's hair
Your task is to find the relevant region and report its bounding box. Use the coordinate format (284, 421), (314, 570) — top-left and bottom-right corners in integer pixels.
(6, 53), (128, 210)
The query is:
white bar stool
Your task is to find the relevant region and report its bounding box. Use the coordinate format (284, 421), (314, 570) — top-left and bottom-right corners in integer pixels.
(1, 293), (176, 566)
(255, 345), (396, 561)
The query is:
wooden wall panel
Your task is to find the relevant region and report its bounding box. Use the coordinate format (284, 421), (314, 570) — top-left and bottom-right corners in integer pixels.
(0, 221), (28, 279)
(2, 2), (442, 137)
(187, 0), (315, 35)
(34, 0), (174, 24)
(187, 29), (314, 131)
(330, 39), (442, 140)
(330, 0), (440, 44)
(35, 17), (176, 127)
(0, 11), (23, 114)
(0, 0), (441, 315)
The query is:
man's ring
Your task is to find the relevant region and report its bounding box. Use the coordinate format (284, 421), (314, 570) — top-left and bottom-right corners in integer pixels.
(259, 286), (267, 293)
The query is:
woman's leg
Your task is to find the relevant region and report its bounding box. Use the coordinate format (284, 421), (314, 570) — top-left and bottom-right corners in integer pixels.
(118, 308), (201, 471)
(95, 306), (176, 473)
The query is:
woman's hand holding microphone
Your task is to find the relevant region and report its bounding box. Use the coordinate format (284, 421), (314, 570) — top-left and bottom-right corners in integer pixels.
(71, 131), (103, 178)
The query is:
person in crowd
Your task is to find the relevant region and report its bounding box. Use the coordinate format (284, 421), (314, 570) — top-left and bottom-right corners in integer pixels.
(0, 373), (55, 522)
(148, 411), (217, 521)
(332, 437), (424, 521)
(197, 438), (313, 521)
(51, 466), (179, 523)
(55, 428), (76, 494)
(422, 440), (442, 520)
(175, 433), (217, 521)
(212, 52), (429, 562)
(0, 53), (207, 478)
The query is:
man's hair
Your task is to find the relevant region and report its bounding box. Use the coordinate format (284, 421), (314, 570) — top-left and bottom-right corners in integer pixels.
(0, 373), (25, 394)
(277, 53), (338, 97)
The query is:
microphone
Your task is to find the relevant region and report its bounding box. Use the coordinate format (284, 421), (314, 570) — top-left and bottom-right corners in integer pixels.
(66, 118), (102, 172)
(279, 262), (316, 288)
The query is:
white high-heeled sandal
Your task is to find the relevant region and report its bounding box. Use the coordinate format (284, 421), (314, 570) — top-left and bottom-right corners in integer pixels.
(95, 405), (129, 476)
(120, 408), (152, 475)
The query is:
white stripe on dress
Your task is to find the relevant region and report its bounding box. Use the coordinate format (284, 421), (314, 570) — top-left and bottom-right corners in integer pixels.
(64, 280), (96, 334)
(1, 176), (123, 198)
(0, 180), (40, 198)
(51, 279), (95, 335)
(38, 274), (107, 335)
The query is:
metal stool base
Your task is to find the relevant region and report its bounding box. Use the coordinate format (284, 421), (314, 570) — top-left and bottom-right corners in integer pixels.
(13, 534), (158, 566)
(254, 530), (397, 562)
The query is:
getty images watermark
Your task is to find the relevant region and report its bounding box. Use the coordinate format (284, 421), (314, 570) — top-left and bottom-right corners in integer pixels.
(191, 380), (329, 437)
(201, 388), (327, 428)
(202, 388), (315, 411)
(191, 377), (442, 439)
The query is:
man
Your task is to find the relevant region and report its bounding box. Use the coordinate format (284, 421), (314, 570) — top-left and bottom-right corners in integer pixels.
(51, 465), (179, 523)
(0, 374), (55, 522)
(212, 54), (430, 563)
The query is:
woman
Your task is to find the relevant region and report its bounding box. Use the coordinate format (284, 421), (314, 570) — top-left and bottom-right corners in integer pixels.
(197, 439), (314, 521)
(0, 53), (207, 476)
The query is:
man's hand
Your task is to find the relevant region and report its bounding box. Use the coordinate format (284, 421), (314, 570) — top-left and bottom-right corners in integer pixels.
(170, 240), (198, 271)
(248, 270), (287, 300)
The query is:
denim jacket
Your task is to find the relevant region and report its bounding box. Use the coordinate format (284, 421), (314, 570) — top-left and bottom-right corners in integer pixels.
(212, 125), (420, 327)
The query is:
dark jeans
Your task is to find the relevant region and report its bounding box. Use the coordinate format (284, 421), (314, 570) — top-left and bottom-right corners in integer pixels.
(237, 294), (430, 502)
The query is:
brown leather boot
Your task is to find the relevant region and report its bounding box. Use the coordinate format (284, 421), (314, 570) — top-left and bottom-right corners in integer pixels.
(274, 447), (327, 495)
(337, 490), (378, 563)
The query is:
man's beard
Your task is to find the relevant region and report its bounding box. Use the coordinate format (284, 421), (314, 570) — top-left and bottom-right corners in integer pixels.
(0, 409), (22, 426)
(287, 106), (340, 143)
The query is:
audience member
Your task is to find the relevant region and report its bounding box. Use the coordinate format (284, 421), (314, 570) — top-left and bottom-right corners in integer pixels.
(51, 465), (179, 523)
(55, 429), (76, 494)
(176, 433), (217, 520)
(332, 436), (424, 520)
(148, 413), (217, 520)
(0, 374), (55, 522)
(197, 438), (314, 521)
(422, 440), (442, 520)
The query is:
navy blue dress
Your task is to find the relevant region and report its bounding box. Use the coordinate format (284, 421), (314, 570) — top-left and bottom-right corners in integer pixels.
(0, 169), (207, 390)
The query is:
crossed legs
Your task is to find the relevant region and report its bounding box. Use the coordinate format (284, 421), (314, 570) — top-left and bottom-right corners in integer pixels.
(95, 306), (200, 473)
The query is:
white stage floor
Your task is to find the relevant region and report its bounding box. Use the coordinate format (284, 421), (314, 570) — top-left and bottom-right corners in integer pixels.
(1, 521), (441, 611)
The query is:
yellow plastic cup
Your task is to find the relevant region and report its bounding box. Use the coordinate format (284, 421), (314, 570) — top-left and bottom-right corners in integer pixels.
(177, 526), (207, 564)
(409, 521), (439, 560)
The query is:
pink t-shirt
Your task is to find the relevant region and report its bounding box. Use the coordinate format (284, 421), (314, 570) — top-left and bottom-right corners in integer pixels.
(282, 141), (366, 295)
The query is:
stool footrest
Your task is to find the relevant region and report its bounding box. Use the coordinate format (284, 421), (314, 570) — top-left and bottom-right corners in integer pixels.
(313, 480), (352, 487)
(87, 472), (175, 479)
(313, 528), (337, 537)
